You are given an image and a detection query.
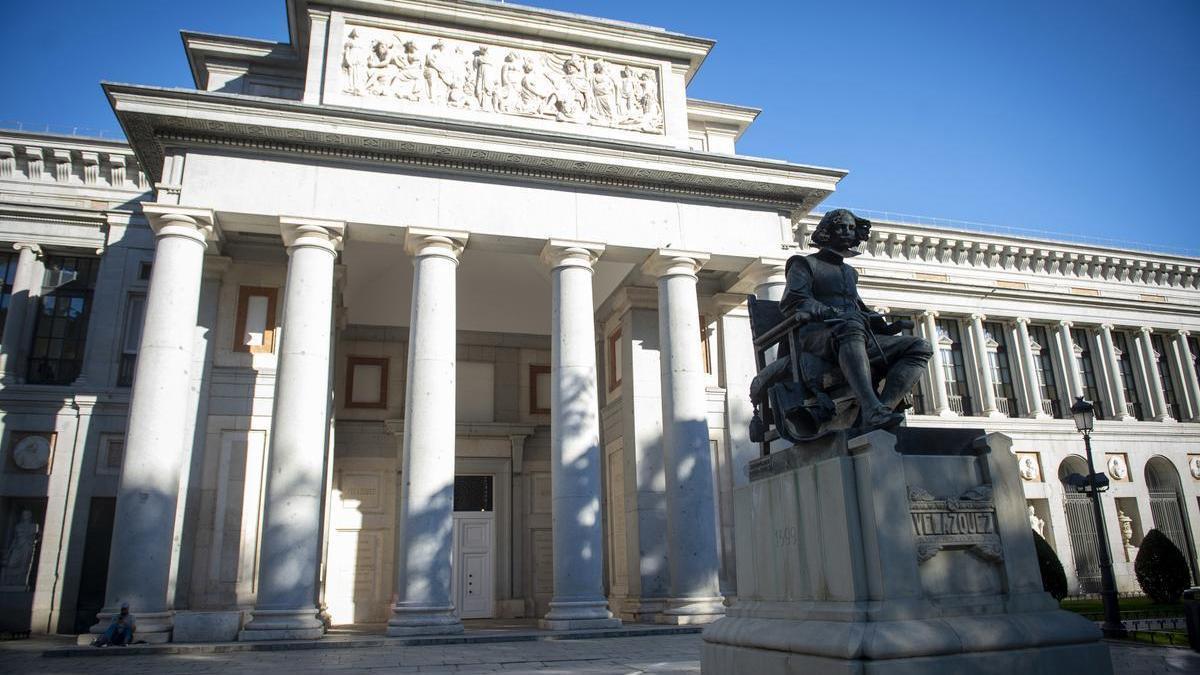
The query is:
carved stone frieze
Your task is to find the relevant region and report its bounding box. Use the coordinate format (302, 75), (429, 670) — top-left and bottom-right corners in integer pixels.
(338, 25), (665, 134)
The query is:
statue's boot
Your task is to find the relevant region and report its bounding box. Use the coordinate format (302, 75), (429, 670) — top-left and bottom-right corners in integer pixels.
(838, 338), (903, 431)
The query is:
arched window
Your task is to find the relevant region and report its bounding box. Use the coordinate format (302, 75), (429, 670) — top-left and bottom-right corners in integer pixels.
(1145, 457), (1197, 582)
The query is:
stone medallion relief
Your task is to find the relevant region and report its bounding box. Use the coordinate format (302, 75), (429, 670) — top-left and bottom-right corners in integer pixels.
(339, 25), (665, 134)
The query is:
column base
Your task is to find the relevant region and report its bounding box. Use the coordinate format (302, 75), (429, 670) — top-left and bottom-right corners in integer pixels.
(386, 603), (464, 637)
(239, 607), (324, 641)
(657, 596), (726, 625)
(539, 599), (621, 630)
(83, 609), (173, 645)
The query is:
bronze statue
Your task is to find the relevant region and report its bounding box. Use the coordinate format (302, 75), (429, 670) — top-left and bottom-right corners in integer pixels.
(749, 209), (932, 445)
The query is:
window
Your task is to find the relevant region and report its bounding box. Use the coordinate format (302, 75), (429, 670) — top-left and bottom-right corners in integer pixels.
(1188, 335), (1200, 387)
(345, 356), (388, 409)
(1150, 333), (1180, 420)
(1029, 325), (1062, 418)
(529, 364), (551, 415)
(700, 314), (712, 375)
(95, 435), (124, 476)
(936, 319), (973, 416)
(454, 475), (493, 512)
(607, 328), (622, 393)
(137, 261), (152, 281)
(1072, 328), (1104, 419)
(0, 251), (17, 334)
(234, 286), (278, 353)
(116, 294), (145, 387)
(27, 255), (99, 385)
(985, 322), (1018, 417)
(1113, 331), (1143, 420)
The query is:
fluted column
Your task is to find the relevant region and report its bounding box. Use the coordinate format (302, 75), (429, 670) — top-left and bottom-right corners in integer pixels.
(644, 249), (724, 624)
(388, 228), (468, 637)
(920, 310), (953, 416)
(1137, 327), (1174, 422)
(90, 205), (215, 643)
(1055, 320), (1084, 407)
(538, 241), (620, 630)
(1014, 318), (1049, 419)
(241, 217), (343, 641)
(968, 313), (1001, 417)
(1099, 324), (1134, 421)
(1174, 331), (1200, 421)
(0, 242), (42, 382)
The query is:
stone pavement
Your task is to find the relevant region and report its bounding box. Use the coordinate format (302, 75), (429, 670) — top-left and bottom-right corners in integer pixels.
(2, 633), (1199, 674)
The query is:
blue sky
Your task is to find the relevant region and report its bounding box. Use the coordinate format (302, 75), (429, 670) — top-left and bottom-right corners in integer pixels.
(2, 1), (1197, 253)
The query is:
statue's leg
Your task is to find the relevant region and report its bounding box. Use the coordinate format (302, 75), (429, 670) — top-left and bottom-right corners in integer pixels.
(878, 336), (935, 410)
(837, 335), (885, 412)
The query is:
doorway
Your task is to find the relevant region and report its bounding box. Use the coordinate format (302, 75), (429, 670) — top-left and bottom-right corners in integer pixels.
(452, 475), (495, 619)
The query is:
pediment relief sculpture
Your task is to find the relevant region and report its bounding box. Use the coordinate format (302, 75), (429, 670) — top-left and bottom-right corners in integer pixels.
(339, 26), (665, 134)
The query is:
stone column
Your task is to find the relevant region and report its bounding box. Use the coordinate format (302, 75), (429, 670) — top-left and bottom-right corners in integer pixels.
(643, 250), (724, 625)
(968, 314), (1001, 417)
(920, 311), (953, 416)
(538, 241), (620, 630)
(241, 218), (343, 641)
(1055, 321), (1084, 405)
(388, 228), (468, 637)
(90, 205), (214, 643)
(1014, 318), (1050, 419)
(0, 242), (42, 382)
(1098, 324), (1134, 421)
(1137, 327), (1174, 422)
(1174, 331), (1200, 421)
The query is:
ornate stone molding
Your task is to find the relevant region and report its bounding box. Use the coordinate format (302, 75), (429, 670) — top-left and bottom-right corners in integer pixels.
(280, 216), (345, 253)
(404, 227), (468, 262)
(540, 240), (604, 270)
(641, 249), (709, 279)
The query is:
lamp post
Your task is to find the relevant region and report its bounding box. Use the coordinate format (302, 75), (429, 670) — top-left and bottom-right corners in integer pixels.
(1070, 396), (1125, 637)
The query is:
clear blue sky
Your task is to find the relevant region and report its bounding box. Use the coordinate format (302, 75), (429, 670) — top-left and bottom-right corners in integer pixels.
(2, 1), (1198, 253)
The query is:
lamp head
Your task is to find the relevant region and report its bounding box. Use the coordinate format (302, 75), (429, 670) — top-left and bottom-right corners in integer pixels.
(1070, 396), (1095, 433)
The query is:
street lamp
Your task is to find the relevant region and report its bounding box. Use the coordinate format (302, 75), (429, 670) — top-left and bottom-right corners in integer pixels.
(1070, 396), (1125, 637)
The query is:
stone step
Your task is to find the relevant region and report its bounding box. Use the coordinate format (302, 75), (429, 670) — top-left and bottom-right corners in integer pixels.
(45, 624), (702, 658)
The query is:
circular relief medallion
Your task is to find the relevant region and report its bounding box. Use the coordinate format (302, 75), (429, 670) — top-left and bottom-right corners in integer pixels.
(1107, 456), (1128, 481)
(1019, 457), (1039, 481)
(1190, 457), (1200, 480)
(11, 435), (50, 471)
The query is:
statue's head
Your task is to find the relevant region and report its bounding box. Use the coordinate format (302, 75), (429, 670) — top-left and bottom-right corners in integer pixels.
(810, 209), (871, 253)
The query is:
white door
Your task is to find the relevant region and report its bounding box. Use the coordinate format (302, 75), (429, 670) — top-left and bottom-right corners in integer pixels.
(452, 512), (495, 618)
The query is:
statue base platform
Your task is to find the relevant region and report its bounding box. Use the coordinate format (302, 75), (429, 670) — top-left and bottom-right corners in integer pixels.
(701, 428), (1110, 674)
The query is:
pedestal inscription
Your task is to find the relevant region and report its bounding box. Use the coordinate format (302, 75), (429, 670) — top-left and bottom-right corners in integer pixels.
(908, 485), (1003, 564)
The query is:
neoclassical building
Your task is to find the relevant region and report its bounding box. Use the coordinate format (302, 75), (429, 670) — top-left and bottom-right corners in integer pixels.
(1, 0), (1198, 641)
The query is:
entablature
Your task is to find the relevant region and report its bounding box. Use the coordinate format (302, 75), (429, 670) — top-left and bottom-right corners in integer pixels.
(104, 83), (843, 210)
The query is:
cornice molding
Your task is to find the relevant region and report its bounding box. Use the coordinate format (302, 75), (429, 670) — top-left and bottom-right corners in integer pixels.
(105, 84), (841, 210)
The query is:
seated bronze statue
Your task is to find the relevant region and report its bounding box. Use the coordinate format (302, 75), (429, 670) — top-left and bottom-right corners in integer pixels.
(748, 209), (932, 449)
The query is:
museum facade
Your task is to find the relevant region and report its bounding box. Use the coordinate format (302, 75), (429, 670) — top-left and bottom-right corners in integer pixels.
(1, 0), (1199, 641)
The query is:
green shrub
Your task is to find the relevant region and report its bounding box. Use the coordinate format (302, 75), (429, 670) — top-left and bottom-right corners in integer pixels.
(1135, 528), (1191, 604)
(1032, 530), (1068, 601)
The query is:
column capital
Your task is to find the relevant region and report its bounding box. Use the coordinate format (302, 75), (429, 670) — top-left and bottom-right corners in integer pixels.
(404, 227), (468, 262)
(970, 313), (987, 322)
(1098, 323), (1115, 331)
(872, 305), (890, 316)
(919, 309), (939, 320)
(1178, 329), (1191, 338)
(1138, 325), (1154, 336)
(1014, 316), (1031, 326)
(1057, 319), (1074, 329)
(642, 249), (709, 279)
(729, 257), (787, 295)
(141, 204), (218, 245)
(540, 239), (604, 270)
(11, 242), (41, 257)
(280, 216), (344, 253)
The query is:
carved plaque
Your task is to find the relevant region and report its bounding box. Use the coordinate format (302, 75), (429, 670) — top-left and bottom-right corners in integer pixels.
(908, 484), (1003, 565)
(340, 472), (383, 513)
(337, 24), (665, 134)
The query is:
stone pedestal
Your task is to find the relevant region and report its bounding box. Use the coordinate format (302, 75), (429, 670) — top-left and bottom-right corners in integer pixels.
(702, 427), (1110, 674)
